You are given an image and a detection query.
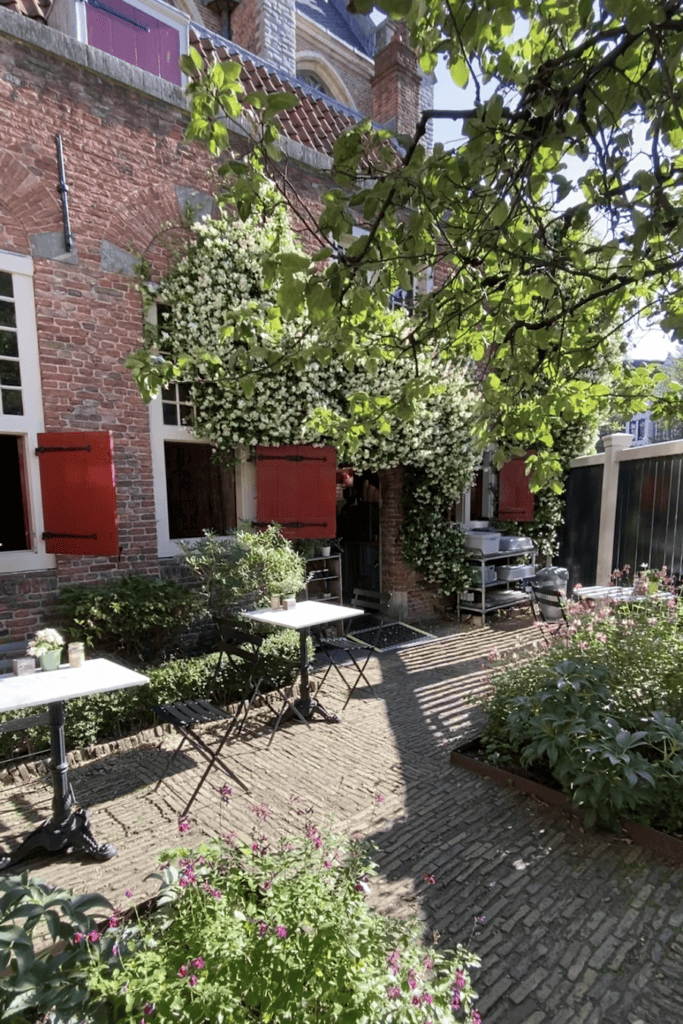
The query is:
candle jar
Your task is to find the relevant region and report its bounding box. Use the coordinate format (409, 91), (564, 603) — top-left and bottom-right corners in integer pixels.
(68, 642), (85, 668)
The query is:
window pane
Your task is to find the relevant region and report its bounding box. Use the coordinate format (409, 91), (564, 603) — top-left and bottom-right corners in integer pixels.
(0, 273), (12, 298)
(162, 402), (178, 426)
(2, 389), (23, 415)
(0, 330), (18, 358)
(0, 299), (16, 330)
(179, 404), (194, 426)
(0, 359), (20, 386)
(0, 434), (30, 550)
(178, 382), (193, 402)
(164, 441), (236, 539)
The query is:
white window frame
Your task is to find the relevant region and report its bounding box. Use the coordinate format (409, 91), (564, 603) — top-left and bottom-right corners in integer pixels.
(0, 251), (55, 573)
(147, 306), (249, 557)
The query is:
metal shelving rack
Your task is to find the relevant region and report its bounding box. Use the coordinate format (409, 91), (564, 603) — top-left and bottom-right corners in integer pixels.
(305, 555), (342, 605)
(457, 544), (536, 625)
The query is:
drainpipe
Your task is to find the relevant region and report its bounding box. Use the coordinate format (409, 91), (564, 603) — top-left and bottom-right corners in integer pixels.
(55, 133), (74, 253)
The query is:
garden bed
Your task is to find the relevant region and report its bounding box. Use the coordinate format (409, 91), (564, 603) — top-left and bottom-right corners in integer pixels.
(450, 742), (683, 864)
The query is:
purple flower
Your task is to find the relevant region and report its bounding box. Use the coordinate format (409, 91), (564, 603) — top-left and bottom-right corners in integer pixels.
(178, 818), (191, 834)
(178, 964), (189, 978)
(386, 986), (401, 1000)
(423, 873), (435, 885)
(475, 914), (486, 924)
(455, 970), (466, 990)
(423, 954), (434, 970)
(191, 957), (205, 970)
(88, 929), (99, 943)
(251, 803), (270, 820)
(412, 996), (420, 1005)
(220, 784), (233, 802)
(423, 992), (434, 1005)
(72, 931), (86, 944)
(452, 993), (461, 1011)
(108, 916), (120, 929)
(471, 1012), (482, 1024)
(125, 889), (133, 899)
(374, 792), (385, 804)
(188, 975), (198, 988)
(408, 970), (417, 990)
(112, 943), (120, 956)
(276, 925), (288, 939)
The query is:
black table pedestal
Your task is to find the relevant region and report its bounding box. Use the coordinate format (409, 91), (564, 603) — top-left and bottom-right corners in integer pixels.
(0, 701), (116, 872)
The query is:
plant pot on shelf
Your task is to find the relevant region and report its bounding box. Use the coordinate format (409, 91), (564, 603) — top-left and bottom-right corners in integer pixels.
(39, 649), (62, 671)
(320, 547), (331, 557)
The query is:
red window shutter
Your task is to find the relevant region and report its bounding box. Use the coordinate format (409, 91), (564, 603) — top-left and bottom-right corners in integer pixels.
(36, 431), (120, 556)
(85, 0), (181, 85)
(255, 445), (336, 540)
(498, 456), (535, 522)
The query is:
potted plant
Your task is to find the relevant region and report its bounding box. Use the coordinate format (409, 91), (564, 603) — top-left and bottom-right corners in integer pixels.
(27, 628), (65, 671)
(239, 526), (307, 609)
(318, 538), (336, 558)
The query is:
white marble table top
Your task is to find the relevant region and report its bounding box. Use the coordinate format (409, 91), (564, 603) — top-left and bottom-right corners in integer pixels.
(242, 600), (365, 631)
(0, 658), (149, 715)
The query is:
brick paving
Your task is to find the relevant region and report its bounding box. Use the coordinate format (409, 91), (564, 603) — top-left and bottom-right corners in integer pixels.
(1, 615), (682, 1023)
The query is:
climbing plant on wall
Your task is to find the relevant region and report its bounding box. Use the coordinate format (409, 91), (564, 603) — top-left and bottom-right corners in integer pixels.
(127, 196), (479, 592)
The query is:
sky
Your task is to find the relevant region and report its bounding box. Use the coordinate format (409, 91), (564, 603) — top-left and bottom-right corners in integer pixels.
(430, 60), (677, 364)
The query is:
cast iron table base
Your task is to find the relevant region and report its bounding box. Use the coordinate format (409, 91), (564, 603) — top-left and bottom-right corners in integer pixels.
(0, 701), (116, 872)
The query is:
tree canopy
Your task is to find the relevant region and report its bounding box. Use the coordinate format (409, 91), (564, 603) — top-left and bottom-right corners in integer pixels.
(127, 0), (683, 490)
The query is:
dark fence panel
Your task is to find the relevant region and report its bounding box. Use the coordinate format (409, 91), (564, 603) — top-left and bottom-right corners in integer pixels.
(558, 464), (603, 591)
(613, 455), (683, 578)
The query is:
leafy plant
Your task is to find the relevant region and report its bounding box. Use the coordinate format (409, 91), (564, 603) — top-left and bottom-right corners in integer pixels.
(83, 815), (482, 1023)
(482, 654), (683, 832)
(401, 468), (473, 595)
(0, 872), (112, 1023)
(59, 575), (198, 665)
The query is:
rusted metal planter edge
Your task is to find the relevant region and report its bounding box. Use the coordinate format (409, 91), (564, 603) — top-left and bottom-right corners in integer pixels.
(450, 749), (683, 864)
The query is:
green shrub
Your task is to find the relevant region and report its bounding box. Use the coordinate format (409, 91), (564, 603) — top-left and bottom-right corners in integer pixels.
(83, 819), (481, 1024)
(481, 657), (683, 832)
(59, 575), (198, 664)
(0, 629), (309, 759)
(0, 872), (112, 1023)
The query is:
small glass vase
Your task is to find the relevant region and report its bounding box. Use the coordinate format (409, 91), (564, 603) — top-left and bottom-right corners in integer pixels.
(39, 648), (62, 671)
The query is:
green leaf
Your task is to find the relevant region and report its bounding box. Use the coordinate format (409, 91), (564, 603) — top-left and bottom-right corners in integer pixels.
(450, 57), (469, 89)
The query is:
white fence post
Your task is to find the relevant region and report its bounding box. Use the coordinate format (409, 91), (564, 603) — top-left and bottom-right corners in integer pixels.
(595, 433), (633, 584)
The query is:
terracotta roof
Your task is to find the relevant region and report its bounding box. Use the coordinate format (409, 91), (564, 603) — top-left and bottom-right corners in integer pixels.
(190, 27), (361, 157)
(0, 0), (52, 19)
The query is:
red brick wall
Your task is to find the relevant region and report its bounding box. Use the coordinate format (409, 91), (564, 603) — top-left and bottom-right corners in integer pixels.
(379, 467), (445, 622)
(0, 20), (435, 642)
(0, 31), (215, 639)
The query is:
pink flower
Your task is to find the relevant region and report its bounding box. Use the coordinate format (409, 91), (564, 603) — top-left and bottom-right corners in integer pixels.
(386, 986), (401, 1000)
(423, 873), (435, 884)
(455, 970), (466, 990)
(178, 818), (191, 834)
(258, 922), (268, 936)
(72, 931), (86, 944)
(276, 925), (288, 939)
(188, 975), (198, 988)
(108, 916), (120, 929)
(191, 957), (205, 970)
(251, 803), (270, 820)
(125, 889), (133, 898)
(374, 792), (385, 804)
(178, 965), (188, 977)
(87, 929), (99, 942)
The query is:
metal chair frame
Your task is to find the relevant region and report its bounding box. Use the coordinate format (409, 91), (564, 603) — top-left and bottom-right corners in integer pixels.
(526, 584), (569, 643)
(313, 589), (390, 707)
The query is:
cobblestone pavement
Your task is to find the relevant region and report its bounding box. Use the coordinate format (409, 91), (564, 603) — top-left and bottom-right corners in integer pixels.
(1, 615), (682, 1024)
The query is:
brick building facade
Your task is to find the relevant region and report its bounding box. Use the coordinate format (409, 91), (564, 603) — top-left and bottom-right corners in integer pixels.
(0, 0), (438, 643)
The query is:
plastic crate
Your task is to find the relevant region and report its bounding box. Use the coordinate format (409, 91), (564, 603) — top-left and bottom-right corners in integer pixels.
(470, 565), (498, 585)
(498, 536), (534, 552)
(496, 564), (536, 582)
(464, 531), (501, 555)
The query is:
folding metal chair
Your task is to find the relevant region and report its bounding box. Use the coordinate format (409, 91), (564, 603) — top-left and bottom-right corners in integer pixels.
(312, 590), (388, 708)
(527, 584), (569, 643)
(153, 620), (264, 815)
